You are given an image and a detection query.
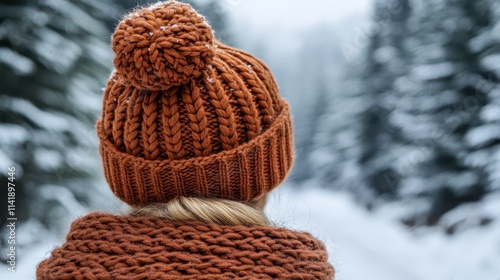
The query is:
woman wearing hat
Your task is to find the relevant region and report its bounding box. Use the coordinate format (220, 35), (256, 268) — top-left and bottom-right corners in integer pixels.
(37, 1), (334, 279)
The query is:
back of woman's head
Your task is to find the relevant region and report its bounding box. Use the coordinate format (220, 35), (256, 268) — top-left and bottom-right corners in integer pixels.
(36, 3), (335, 279)
(97, 0), (293, 219)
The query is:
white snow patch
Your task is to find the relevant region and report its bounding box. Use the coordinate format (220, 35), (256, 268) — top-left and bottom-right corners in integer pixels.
(480, 104), (500, 122)
(0, 48), (36, 75)
(465, 150), (492, 168)
(481, 54), (500, 76)
(266, 186), (500, 280)
(0, 124), (29, 145)
(0, 234), (60, 279)
(38, 185), (89, 218)
(0, 149), (13, 171)
(466, 124), (500, 147)
(0, 97), (70, 131)
(34, 149), (63, 171)
(411, 62), (455, 81)
(373, 46), (397, 64)
(68, 75), (102, 112)
(469, 23), (500, 53)
(440, 193), (500, 233)
(33, 28), (82, 73)
(401, 171), (480, 195)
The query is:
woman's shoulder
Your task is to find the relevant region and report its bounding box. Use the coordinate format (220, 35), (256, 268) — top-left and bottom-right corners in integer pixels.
(36, 212), (334, 279)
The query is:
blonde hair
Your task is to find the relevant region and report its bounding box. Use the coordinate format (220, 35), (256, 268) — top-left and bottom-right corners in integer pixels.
(129, 196), (270, 226)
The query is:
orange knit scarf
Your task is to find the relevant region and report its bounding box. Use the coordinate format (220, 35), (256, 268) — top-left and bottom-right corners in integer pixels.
(36, 213), (334, 279)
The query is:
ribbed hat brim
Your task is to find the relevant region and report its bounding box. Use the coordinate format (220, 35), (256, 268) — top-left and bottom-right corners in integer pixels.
(97, 100), (294, 205)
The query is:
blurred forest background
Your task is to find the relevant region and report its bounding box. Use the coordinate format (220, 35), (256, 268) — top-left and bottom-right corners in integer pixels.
(1, 0), (500, 278)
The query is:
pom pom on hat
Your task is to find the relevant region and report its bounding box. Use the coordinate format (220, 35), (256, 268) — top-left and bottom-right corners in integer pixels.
(111, 1), (216, 91)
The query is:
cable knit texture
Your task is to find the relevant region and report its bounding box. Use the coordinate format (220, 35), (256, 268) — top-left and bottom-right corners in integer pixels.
(36, 213), (334, 279)
(99, 1), (294, 205)
(36, 2), (335, 278)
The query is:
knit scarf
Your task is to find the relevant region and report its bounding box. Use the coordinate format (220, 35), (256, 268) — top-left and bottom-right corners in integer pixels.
(36, 212), (334, 279)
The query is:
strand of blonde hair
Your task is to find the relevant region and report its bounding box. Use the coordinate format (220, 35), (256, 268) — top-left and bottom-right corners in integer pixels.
(129, 196), (270, 226)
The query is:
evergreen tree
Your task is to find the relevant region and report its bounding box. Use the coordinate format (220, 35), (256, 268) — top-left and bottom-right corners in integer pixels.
(0, 0), (117, 253)
(318, 0), (499, 225)
(388, 0), (495, 225)
(464, 0), (500, 193)
(358, 0), (412, 199)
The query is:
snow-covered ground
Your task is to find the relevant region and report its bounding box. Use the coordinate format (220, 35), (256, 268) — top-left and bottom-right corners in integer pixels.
(2, 185), (499, 279)
(267, 185), (500, 280)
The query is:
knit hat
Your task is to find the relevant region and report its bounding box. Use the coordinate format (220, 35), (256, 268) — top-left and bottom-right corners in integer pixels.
(97, 1), (294, 206)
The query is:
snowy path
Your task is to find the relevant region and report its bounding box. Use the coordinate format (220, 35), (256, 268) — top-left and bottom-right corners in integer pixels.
(267, 188), (427, 280)
(266, 186), (500, 280)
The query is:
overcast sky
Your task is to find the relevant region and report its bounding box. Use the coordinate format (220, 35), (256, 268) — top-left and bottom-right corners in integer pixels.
(228, 0), (371, 31)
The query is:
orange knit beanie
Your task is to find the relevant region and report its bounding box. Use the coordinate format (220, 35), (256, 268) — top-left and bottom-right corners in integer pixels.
(97, 1), (294, 206)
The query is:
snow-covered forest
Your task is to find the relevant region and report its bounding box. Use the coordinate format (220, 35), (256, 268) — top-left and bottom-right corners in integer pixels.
(1, 0), (499, 279)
